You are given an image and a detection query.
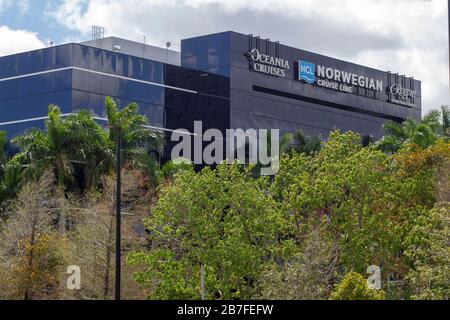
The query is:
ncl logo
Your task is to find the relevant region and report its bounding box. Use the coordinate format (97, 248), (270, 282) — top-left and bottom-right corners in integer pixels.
(299, 60), (315, 84)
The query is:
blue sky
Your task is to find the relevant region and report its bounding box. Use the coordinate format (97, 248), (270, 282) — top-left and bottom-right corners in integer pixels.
(0, 0), (87, 45)
(0, 0), (448, 114)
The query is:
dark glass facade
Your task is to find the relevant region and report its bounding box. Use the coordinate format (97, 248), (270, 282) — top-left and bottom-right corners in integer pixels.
(0, 42), (230, 141)
(181, 31), (421, 139)
(0, 31), (421, 150)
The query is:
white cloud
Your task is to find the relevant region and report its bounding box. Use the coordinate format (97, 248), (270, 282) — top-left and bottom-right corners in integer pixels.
(0, 26), (45, 57)
(0, 0), (30, 14)
(47, 0), (449, 114)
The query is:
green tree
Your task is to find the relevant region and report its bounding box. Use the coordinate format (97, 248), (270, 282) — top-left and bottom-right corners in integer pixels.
(330, 272), (385, 300)
(405, 203), (450, 300)
(128, 163), (293, 300)
(274, 131), (393, 273)
(272, 130), (448, 299)
(256, 220), (338, 300)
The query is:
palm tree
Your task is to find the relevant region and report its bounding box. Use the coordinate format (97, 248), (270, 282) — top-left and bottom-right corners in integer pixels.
(10, 105), (93, 233)
(377, 107), (449, 153)
(9, 97), (164, 190)
(378, 119), (438, 153)
(64, 109), (113, 189)
(102, 96), (164, 184)
(11, 105), (80, 187)
(422, 106), (450, 139)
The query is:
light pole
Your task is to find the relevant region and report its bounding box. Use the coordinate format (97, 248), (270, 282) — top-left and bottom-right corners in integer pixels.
(115, 125), (122, 301)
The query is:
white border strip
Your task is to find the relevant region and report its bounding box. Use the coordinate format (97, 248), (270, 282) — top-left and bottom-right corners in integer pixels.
(91, 116), (197, 136)
(0, 66), (198, 95)
(0, 113), (74, 126)
(0, 114), (196, 137)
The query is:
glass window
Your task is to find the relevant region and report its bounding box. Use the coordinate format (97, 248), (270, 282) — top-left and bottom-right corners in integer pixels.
(142, 60), (164, 83)
(42, 90), (72, 113)
(101, 74), (116, 97)
(128, 56), (142, 79)
(54, 70), (72, 91)
(72, 44), (89, 69)
(19, 75), (43, 97)
(40, 72), (55, 92)
(139, 103), (164, 127)
(181, 32), (230, 57)
(102, 50), (116, 74)
(18, 50), (43, 75)
(88, 93), (105, 116)
(89, 47), (103, 72)
(72, 69), (90, 92)
(116, 78), (139, 100)
(88, 72), (103, 93)
(43, 47), (56, 71)
(0, 78), (19, 101)
(140, 83), (164, 106)
(56, 44), (73, 68)
(72, 89), (90, 112)
(0, 55), (19, 78)
(116, 53), (129, 77)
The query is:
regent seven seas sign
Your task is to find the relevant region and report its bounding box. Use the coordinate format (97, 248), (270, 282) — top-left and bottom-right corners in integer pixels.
(388, 84), (417, 107)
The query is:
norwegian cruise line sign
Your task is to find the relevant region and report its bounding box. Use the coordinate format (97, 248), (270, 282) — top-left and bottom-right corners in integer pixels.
(299, 60), (384, 93)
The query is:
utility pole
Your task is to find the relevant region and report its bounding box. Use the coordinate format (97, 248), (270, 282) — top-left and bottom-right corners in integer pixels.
(448, 0), (450, 94)
(115, 126), (122, 301)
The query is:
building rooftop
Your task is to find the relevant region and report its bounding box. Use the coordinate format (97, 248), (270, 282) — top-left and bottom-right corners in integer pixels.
(81, 36), (181, 66)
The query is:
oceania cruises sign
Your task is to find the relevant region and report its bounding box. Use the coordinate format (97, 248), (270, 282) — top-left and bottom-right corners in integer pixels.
(247, 48), (290, 77)
(299, 60), (384, 93)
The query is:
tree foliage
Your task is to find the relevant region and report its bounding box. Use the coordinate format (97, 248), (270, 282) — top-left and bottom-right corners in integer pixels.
(130, 130), (449, 300)
(330, 272), (385, 300)
(378, 106), (449, 153)
(128, 163), (291, 299)
(0, 101), (449, 300)
(405, 203), (450, 300)
(0, 172), (66, 299)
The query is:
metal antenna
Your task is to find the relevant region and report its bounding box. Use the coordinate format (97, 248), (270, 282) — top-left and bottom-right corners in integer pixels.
(92, 26), (105, 47)
(143, 35), (147, 58)
(166, 42), (171, 63)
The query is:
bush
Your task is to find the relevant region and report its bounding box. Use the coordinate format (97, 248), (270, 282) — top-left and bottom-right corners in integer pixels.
(330, 272), (385, 300)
